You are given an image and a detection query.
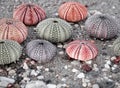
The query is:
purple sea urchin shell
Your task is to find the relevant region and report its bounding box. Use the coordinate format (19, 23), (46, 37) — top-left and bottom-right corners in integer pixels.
(85, 14), (118, 39)
(26, 39), (57, 64)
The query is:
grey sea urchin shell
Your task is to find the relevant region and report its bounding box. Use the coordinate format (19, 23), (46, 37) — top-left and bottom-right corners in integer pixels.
(85, 14), (118, 39)
(36, 18), (72, 43)
(0, 40), (22, 65)
(26, 39), (57, 63)
(113, 37), (120, 56)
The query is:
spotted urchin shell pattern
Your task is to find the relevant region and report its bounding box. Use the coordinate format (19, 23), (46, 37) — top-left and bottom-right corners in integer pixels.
(0, 18), (28, 43)
(58, 2), (87, 22)
(36, 18), (72, 43)
(66, 40), (98, 61)
(0, 40), (22, 65)
(13, 3), (46, 25)
(85, 14), (118, 39)
(26, 39), (57, 63)
(112, 37), (120, 56)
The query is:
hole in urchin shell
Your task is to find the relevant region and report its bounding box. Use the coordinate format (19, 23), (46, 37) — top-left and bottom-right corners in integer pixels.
(99, 16), (106, 20)
(39, 42), (44, 45)
(53, 20), (58, 23)
(0, 41), (5, 44)
(6, 20), (13, 25)
(26, 4), (33, 7)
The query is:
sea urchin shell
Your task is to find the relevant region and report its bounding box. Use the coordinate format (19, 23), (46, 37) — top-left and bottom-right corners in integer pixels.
(66, 40), (98, 61)
(85, 14), (118, 39)
(13, 3), (46, 25)
(58, 2), (88, 22)
(36, 18), (72, 43)
(0, 40), (22, 65)
(0, 18), (28, 43)
(26, 39), (57, 64)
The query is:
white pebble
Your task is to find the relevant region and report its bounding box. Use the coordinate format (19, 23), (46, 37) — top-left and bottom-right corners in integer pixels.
(113, 64), (118, 68)
(77, 73), (85, 78)
(106, 60), (111, 65)
(37, 76), (44, 80)
(47, 84), (56, 88)
(57, 44), (63, 48)
(92, 84), (99, 88)
(23, 62), (29, 70)
(45, 68), (49, 71)
(72, 68), (79, 73)
(86, 60), (92, 64)
(104, 64), (110, 69)
(61, 78), (66, 82)
(74, 24), (79, 27)
(110, 56), (116, 60)
(71, 61), (80, 66)
(58, 51), (64, 55)
(64, 65), (68, 69)
(30, 70), (39, 76)
(8, 70), (16, 76)
(82, 82), (87, 87)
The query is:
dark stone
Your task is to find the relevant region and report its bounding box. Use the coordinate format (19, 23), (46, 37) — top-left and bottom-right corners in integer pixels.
(16, 67), (25, 74)
(99, 81), (115, 88)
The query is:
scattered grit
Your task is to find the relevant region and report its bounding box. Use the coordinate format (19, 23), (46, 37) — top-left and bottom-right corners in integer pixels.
(0, 0), (120, 88)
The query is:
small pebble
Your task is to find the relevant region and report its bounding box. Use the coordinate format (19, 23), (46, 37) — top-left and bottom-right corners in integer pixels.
(57, 43), (63, 48)
(86, 60), (92, 64)
(8, 70), (16, 76)
(58, 51), (64, 55)
(47, 84), (57, 88)
(61, 78), (66, 82)
(82, 82), (87, 87)
(30, 70), (39, 76)
(45, 68), (49, 71)
(64, 65), (68, 69)
(71, 60), (80, 66)
(110, 56), (116, 61)
(104, 64), (110, 69)
(74, 24), (79, 27)
(72, 68), (79, 73)
(77, 73), (85, 78)
(37, 76), (44, 80)
(23, 62), (29, 70)
(92, 84), (100, 88)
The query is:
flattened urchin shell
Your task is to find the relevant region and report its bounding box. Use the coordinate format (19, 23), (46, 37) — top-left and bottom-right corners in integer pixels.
(112, 37), (120, 56)
(36, 18), (72, 43)
(85, 14), (118, 39)
(0, 40), (22, 65)
(13, 3), (46, 25)
(26, 39), (57, 63)
(66, 40), (98, 61)
(58, 1), (88, 22)
(0, 18), (28, 43)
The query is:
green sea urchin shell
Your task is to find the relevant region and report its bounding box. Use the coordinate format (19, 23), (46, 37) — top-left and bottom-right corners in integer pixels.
(113, 37), (120, 56)
(0, 40), (22, 65)
(36, 18), (72, 43)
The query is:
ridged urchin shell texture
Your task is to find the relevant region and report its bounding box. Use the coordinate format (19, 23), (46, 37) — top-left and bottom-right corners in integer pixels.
(26, 39), (57, 63)
(66, 40), (98, 61)
(112, 37), (120, 56)
(58, 1), (88, 22)
(85, 14), (118, 39)
(0, 40), (22, 65)
(0, 18), (28, 43)
(36, 18), (72, 43)
(13, 3), (46, 26)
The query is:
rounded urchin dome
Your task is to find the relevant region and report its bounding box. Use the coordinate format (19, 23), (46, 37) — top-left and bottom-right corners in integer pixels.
(26, 39), (57, 63)
(0, 40), (22, 65)
(85, 14), (119, 39)
(36, 18), (72, 43)
(66, 40), (98, 61)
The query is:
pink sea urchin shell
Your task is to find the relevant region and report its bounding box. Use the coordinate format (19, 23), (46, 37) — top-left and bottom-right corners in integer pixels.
(66, 40), (98, 61)
(13, 3), (46, 25)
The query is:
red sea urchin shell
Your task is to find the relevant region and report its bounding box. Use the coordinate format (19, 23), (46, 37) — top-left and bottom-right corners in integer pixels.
(0, 18), (28, 43)
(85, 14), (118, 39)
(58, 2), (88, 22)
(66, 40), (98, 61)
(13, 3), (46, 25)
